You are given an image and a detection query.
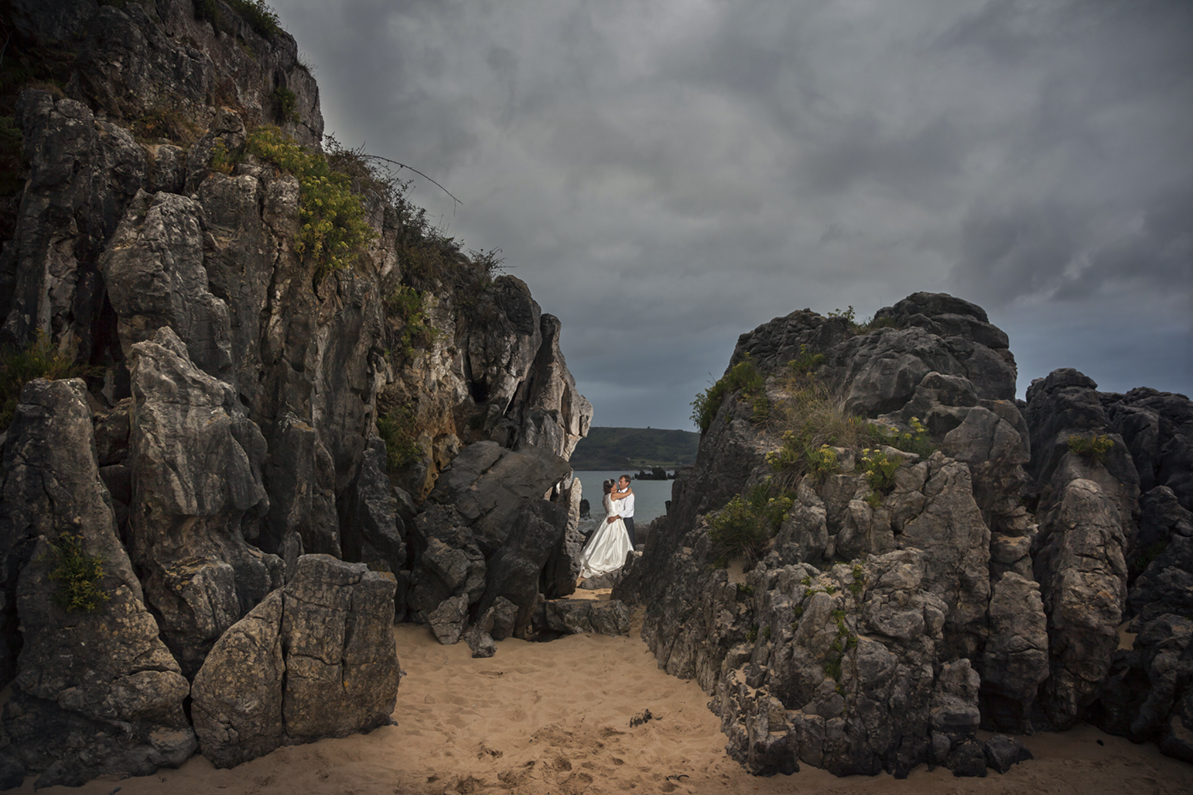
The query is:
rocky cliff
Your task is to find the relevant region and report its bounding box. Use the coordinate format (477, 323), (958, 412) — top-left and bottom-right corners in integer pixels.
(0, 0), (592, 786)
(615, 292), (1193, 776)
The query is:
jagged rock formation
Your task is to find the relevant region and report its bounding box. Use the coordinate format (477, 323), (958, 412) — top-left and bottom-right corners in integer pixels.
(0, 0), (593, 785)
(0, 378), (194, 788)
(615, 292), (1193, 776)
(1023, 369), (1193, 755)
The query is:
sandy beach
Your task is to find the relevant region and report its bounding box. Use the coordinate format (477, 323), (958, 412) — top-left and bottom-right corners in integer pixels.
(18, 599), (1193, 795)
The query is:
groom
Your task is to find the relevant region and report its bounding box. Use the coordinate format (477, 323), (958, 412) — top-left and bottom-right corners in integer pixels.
(611, 474), (635, 547)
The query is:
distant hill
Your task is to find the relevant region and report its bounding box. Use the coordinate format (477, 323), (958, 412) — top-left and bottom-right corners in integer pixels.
(570, 426), (700, 470)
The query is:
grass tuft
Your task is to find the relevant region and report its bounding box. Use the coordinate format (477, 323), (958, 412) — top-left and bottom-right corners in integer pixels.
(44, 533), (110, 614)
(0, 332), (96, 432)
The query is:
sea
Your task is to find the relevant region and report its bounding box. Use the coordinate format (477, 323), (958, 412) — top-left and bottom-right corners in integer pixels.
(571, 470), (676, 535)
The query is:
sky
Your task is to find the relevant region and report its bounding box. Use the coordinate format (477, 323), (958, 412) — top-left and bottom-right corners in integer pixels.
(269, 0), (1192, 431)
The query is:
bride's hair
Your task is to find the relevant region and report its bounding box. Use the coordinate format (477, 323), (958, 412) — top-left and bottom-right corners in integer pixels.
(602, 479), (615, 491)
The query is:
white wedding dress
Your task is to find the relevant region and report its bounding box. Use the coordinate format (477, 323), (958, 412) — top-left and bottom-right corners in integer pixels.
(578, 493), (633, 579)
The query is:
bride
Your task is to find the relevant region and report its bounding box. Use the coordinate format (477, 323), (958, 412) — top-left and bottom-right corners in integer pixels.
(577, 479), (633, 579)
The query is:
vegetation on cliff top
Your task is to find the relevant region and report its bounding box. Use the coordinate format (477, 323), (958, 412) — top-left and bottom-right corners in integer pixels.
(245, 126), (375, 280)
(194, 0), (282, 40)
(700, 333), (938, 565)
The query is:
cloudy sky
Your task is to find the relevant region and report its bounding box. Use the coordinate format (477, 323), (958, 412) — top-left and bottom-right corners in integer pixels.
(270, 0), (1191, 431)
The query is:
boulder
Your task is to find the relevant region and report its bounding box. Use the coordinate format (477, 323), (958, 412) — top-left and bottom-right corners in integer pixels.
(535, 599), (632, 637)
(428, 441), (572, 555)
(191, 555), (399, 768)
(983, 734), (1033, 773)
(478, 499), (570, 637)
(407, 504), (486, 629)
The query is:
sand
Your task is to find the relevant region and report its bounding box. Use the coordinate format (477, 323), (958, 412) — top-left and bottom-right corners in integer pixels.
(19, 597), (1193, 795)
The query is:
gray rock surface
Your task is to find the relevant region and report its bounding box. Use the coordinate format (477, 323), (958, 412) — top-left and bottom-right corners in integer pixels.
(535, 599), (632, 637)
(1033, 473), (1129, 729)
(0, 379), (194, 787)
(191, 555), (399, 768)
(100, 189), (234, 381)
(125, 328), (279, 677)
(478, 499), (570, 637)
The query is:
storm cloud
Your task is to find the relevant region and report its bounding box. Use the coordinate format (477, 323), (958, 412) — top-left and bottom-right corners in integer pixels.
(271, 0), (1192, 429)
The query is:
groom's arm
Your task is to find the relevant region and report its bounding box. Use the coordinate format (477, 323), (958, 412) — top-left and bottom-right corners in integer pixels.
(610, 488), (633, 501)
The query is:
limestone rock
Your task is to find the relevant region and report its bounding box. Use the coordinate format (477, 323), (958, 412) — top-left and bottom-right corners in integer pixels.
(1, 90), (145, 353)
(126, 328), (278, 677)
(428, 441), (572, 555)
(191, 555), (398, 768)
(0, 379), (194, 787)
(478, 499), (570, 637)
(1034, 475), (1128, 729)
(536, 599), (631, 637)
(540, 475), (586, 599)
(340, 436), (408, 578)
(510, 314), (593, 461)
(980, 573), (1049, 731)
(1127, 488), (1193, 624)
(100, 189), (234, 382)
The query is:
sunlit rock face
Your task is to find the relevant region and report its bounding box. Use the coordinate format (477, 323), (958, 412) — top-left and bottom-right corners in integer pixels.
(615, 293), (1193, 775)
(0, 0), (591, 785)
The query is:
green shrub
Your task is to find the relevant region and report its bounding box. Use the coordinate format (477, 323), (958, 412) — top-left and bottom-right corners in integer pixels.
(44, 533), (109, 613)
(804, 444), (839, 481)
(860, 448), (899, 496)
(866, 417), (935, 458)
(691, 355), (768, 434)
(1068, 434), (1114, 464)
(789, 343), (825, 375)
(377, 406), (422, 472)
(1132, 540), (1168, 573)
(0, 332), (95, 432)
(209, 139), (235, 174)
(827, 306), (856, 325)
(708, 484), (792, 564)
(385, 285), (436, 357)
(849, 564), (865, 596)
(133, 106), (200, 145)
(709, 495), (770, 563)
(246, 126), (374, 281)
(858, 315), (897, 332)
(272, 87), (298, 123)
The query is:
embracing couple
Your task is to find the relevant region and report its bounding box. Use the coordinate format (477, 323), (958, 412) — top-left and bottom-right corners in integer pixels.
(577, 475), (636, 580)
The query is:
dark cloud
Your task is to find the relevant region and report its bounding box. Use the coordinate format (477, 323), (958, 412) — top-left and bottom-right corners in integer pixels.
(271, 0), (1193, 426)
